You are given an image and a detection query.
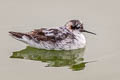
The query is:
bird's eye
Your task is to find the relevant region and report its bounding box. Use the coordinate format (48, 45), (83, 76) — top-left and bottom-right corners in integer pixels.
(76, 27), (80, 29)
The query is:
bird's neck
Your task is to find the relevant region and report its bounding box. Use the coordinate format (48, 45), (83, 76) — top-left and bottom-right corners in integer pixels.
(72, 30), (81, 35)
(73, 30), (86, 43)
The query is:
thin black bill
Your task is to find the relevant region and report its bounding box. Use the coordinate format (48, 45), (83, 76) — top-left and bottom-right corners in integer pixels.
(81, 30), (96, 35)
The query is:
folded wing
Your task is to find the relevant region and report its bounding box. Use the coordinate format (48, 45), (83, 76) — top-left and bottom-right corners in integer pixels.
(28, 28), (69, 42)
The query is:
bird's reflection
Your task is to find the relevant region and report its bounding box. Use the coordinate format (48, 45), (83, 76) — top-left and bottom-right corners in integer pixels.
(10, 46), (87, 71)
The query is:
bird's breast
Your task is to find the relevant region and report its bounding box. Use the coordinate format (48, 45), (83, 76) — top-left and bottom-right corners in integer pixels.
(74, 33), (86, 48)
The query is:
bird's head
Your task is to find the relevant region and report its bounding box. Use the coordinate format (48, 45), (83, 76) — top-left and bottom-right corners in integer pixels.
(65, 20), (96, 35)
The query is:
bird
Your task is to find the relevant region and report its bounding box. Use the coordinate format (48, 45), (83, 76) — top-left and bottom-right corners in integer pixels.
(9, 20), (96, 50)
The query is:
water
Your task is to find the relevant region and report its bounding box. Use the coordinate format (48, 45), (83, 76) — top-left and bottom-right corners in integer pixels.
(0, 0), (120, 80)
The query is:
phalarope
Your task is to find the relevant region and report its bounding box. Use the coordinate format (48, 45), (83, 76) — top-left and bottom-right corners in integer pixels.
(9, 20), (96, 50)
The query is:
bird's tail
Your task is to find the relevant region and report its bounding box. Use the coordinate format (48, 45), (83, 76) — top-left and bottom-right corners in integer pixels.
(9, 31), (25, 38)
(9, 31), (32, 40)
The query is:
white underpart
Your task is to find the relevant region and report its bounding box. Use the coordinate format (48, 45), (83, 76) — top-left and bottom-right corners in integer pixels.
(73, 31), (86, 49)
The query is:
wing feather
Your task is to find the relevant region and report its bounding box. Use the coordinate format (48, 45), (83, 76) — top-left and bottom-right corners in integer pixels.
(28, 28), (70, 42)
